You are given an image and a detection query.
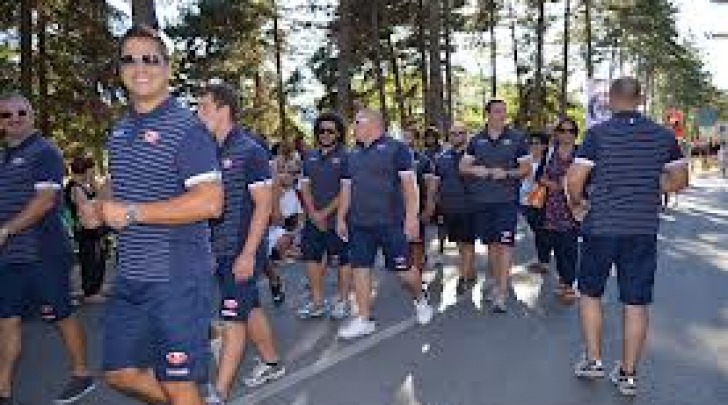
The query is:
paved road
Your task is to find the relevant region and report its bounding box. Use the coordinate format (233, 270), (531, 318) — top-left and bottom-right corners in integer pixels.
(14, 174), (728, 405)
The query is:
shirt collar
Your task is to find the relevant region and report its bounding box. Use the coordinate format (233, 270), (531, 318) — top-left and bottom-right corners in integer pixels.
(356, 134), (387, 150)
(129, 96), (176, 122)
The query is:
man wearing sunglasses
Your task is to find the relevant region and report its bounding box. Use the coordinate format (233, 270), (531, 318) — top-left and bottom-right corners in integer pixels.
(336, 109), (434, 339)
(77, 26), (224, 405)
(0, 93), (95, 405)
(298, 112), (352, 320)
(459, 99), (531, 313)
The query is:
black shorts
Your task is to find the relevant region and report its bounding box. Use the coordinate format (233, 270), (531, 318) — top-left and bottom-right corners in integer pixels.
(442, 212), (476, 244)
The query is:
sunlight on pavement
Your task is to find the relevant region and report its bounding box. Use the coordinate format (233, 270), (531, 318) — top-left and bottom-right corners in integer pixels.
(394, 373), (422, 405)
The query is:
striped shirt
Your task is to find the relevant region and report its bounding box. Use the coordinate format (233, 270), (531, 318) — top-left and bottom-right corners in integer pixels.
(107, 98), (221, 282)
(0, 134), (70, 264)
(211, 127), (271, 260)
(433, 148), (472, 214)
(345, 135), (414, 226)
(575, 111), (684, 235)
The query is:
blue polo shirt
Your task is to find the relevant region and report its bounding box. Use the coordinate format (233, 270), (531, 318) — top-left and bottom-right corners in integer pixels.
(0, 134), (70, 264)
(433, 148), (471, 213)
(413, 150), (434, 210)
(301, 145), (347, 226)
(464, 127), (529, 205)
(211, 127), (271, 259)
(107, 98), (220, 282)
(345, 135), (414, 226)
(575, 111), (684, 235)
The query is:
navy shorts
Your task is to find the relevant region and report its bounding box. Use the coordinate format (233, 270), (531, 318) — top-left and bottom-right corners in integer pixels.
(102, 272), (212, 382)
(473, 202), (518, 246)
(300, 221), (349, 266)
(215, 256), (261, 322)
(349, 224), (409, 271)
(442, 212), (476, 244)
(0, 256), (74, 321)
(578, 234), (657, 305)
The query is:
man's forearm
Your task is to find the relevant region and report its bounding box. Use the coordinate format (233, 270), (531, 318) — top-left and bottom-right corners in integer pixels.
(321, 195), (340, 218)
(3, 192), (56, 235)
(337, 183), (351, 222)
(137, 184), (223, 225)
(661, 169), (689, 193)
(402, 179), (419, 220)
(241, 206), (272, 258)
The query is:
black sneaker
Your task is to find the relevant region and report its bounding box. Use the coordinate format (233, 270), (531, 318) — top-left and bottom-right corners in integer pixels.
(55, 376), (96, 404)
(456, 277), (477, 296)
(270, 280), (285, 307)
(610, 365), (638, 396)
(0, 396), (14, 405)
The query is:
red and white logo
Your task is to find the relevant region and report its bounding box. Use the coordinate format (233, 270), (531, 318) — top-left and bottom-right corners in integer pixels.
(223, 299), (238, 309)
(222, 158), (233, 169)
(142, 130), (160, 145)
(166, 351), (188, 366)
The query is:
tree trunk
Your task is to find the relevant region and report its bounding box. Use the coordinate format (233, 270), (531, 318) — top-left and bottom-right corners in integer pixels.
(386, 29), (407, 127)
(20, 0), (33, 97)
(584, 0), (594, 79)
(444, 0), (454, 127)
(272, 0), (287, 141)
(253, 71), (264, 134)
(37, 2), (49, 136)
(336, 0), (354, 120)
(489, 0), (497, 98)
(131, 0), (159, 29)
(509, 1), (524, 126)
(427, 0), (445, 131)
(560, 0), (571, 116)
(418, 0), (429, 121)
(535, 0), (546, 126)
(371, 0), (389, 129)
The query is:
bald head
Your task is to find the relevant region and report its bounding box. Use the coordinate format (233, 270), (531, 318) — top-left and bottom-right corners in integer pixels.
(609, 77), (642, 111)
(354, 108), (385, 144)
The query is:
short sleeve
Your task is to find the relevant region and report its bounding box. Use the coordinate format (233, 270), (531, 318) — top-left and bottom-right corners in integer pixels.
(245, 145), (272, 188)
(33, 146), (64, 191)
(575, 129), (598, 167)
(395, 143), (415, 172)
(465, 138), (477, 156)
(176, 125), (221, 188)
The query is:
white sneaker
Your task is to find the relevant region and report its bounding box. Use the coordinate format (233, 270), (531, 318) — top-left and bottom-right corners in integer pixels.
(414, 297), (434, 325)
(330, 299), (350, 320)
(338, 316), (376, 339)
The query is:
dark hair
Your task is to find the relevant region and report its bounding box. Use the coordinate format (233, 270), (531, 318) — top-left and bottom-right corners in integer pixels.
(609, 77), (642, 100)
(313, 112), (346, 144)
(485, 99), (506, 113)
(528, 131), (550, 146)
(70, 156), (93, 175)
(424, 126), (440, 140)
(197, 82), (240, 120)
(554, 116), (579, 136)
(119, 25), (169, 60)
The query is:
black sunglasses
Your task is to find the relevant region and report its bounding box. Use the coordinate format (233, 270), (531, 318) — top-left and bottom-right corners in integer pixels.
(120, 54), (165, 67)
(556, 127), (577, 134)
(318, 128), (338, 135)
(0, 110), (28, 119)
(449, 131), (466, 136)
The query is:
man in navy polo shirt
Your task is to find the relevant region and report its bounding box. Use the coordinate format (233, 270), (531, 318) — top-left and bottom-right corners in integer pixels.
(196, 83), (285, 402)
(431, 121), (477, 295)
(566, 77), (688, 396)
(298, 112), (352, 320)
(336, 109), (434, 340)
(460, 99), (531, 313)
(78, 27), (224, 405)
(0, 93), (95, 405)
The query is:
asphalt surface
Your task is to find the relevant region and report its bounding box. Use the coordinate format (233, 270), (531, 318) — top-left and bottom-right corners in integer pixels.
(13, 173), (728, 405)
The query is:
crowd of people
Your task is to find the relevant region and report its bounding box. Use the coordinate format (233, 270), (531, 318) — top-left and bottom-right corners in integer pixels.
(0, 25), (691, 405)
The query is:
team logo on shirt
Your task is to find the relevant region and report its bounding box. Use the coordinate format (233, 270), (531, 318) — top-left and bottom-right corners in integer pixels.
(223, 299), (238, 309)
(11, 157), (25, 166)
(222, 158), (233, 169)
(142, 130), (160, 145)
(332, 157), (340, 164)
(166, 351), (188, 366)
(40, 305), (56, 320)
(376, 144), (387, 151)
(502, 139), (512, 146)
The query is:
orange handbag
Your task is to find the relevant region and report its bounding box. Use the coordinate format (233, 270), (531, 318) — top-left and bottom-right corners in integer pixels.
(525, 183), (548, 208)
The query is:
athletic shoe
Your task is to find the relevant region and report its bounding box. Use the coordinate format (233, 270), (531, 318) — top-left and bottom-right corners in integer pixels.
(414, 297), (434, 325)
(482, 279), (496, 303)
(330, 299), (350, 320)
(203, 384), (225, 405)
(243, 359), (286, 388)
(574, 355), (605, 379)
(610, 364), (638, 396)
(491, 295), (508, 313)
(338, 316), (376, 339)
(54, 376), (96, 404)
(297, 301), (328, 319)
(456, 277), (477, 296)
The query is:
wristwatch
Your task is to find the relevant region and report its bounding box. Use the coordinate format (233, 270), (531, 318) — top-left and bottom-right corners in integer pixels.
(125, 204), (139, 226)
(0, 226), (10, 239)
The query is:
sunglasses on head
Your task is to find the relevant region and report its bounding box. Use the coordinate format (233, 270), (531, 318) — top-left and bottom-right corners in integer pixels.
(119, 54), (165, 67)
(0, 110), (28, 119)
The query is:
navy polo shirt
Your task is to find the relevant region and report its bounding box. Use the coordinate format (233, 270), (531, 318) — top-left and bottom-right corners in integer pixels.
(433, 148), (471, 213)
(413, 150), (434, 208)
(301, 146), (347, 226)
(575, 111), (684, 235)
(107, 98), (221, 282)
(464, 128), (529, 204)
(0, 134), (70, 264)
(345, 135), (414, 226)
(211, 127), (271, 259)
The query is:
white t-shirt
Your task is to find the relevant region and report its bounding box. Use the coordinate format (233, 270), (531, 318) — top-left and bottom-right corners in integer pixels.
(279, 188), (302, 218)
